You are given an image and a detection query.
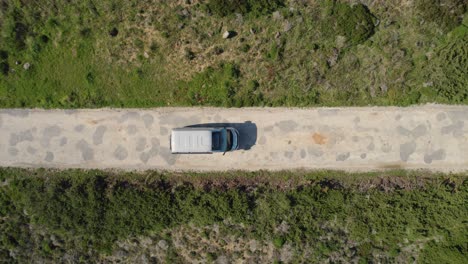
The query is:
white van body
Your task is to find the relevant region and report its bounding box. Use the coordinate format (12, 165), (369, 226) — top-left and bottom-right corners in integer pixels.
(170, 127), (239, 154)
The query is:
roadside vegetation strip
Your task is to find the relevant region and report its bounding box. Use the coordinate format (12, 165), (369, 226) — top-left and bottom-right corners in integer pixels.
(0, 0), (467, 108)
(0, 168), (466, 262)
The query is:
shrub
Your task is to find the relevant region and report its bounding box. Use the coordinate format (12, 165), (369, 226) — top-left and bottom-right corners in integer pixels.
(206, 0), (285, 17)
(0, 168), (467, 262)
(424, 28), (468, 103)
(415, 0), (467, 32)
(321, 1), (375, 45)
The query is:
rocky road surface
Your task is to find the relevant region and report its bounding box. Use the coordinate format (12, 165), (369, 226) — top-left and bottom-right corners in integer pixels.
(0, 106), (467, 172)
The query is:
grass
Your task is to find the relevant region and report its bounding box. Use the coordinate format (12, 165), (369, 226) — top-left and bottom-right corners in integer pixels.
(0, 168), (466, 262)
(0, 0), (467, 108)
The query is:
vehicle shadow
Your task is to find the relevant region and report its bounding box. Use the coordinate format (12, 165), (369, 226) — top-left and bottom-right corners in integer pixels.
(185, 121), (257, 150)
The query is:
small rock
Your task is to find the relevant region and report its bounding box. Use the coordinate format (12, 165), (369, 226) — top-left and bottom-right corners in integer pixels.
(114, 250), (128, 258)
(335, 35), (347, 49)
(15, 61), (21, 65)
(143, 52), (149, 59)
(283, 20), (292, 32)
(235, 13), (243, 24)
(157, 240), (168, 250)
(249, 240), (259, 252)
(423, 81), (433, 87)
(272, 11), (282, 20)
(139, 254), (149, 264)
(277, 220), (290, 234)
(275, 32), (281, 39)
(213, 223), (220, 234)
(380, 84), (388, 93)
(326, 48), (339, 67)
(279, 243), (294, 263)
(425, 51), (434, 60)
(23, 62), (30, 70)
(215, 255), (229, 264)
(140, 237), (153, 246)
(181, 8), (189, 17)
(222, 31), (236, 39)
(51, 235), (62, 247)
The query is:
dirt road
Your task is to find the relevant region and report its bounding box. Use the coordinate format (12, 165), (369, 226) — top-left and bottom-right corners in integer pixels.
(1, 106), (467, 172)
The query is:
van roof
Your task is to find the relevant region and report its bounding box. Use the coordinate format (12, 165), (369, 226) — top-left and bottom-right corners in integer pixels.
(171, 129), (213, 153)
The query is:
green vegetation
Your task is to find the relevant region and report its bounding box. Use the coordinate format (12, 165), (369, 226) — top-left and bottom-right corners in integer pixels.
(1, 168), (467, 262)
(420, 25), (468, 103)
(207, 0), (285, 17)
(182, 63), (240, 106)
(415, 0), (467, 32)
(320, 1), (375, 45)
(0, 0), (467, 108)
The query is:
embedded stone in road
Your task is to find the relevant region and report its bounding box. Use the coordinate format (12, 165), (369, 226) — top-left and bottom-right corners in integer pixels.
(10, 129), (34, 146)
(307, 147), (323, 157)
(411, 124), (427, 138)
(300, 149), (306, 159)
(45, 151), (54, 162)
(139, 138), (159, 163)
(74, 124), (85, 132)
(436, 112), (446, 121)
(127, 125), (138, 135)
(114, 145), (128, 160)
(136, 137), (147, 152)
(400, 141), (416, 162)
(142, 114), (154, 128)
(41, 125), (61, 147)
(381, 142), (392, 153)
(59, 137), (68, 146)
(8, 148), (18, 156)
(441, 121), (464, 136)
(160, 127), (168, 136)
(277, 120), (298, 132)
(336, 152), (350, 161)
(27, 146), (37, 155)
(93, 125), (107, 145)
(119, 112), (140, 123)
(76, 140), (94, 161)
(424, 149), (446, 164)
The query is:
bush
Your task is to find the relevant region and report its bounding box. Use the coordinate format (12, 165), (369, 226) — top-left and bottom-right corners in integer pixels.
(206, 0), (285, 17)
(0, 168), (467, 262)
(424, 28), (468, 103)
(416, 0), (467, 32)
(321, 1), (375, 45)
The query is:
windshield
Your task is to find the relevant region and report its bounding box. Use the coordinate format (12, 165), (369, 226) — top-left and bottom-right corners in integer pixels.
(211, 129), (228, 152)
(226, 130), (233, 150)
